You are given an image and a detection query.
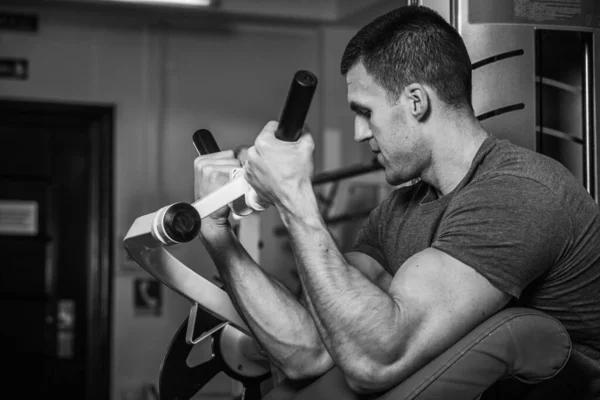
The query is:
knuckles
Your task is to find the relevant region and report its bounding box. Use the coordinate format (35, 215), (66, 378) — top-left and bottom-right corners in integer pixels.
(255, 121), (279, 149)
(301, 133), (315, 153)
(193, 150), (239, 184)
(199, 164), (215, 178)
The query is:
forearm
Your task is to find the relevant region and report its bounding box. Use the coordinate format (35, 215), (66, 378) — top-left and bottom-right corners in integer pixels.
(199, 221), (333, 378)
(278, 192), (404, 377)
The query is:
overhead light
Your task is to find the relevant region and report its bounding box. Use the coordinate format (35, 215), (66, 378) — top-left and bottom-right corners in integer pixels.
(106, 0), (216, 6)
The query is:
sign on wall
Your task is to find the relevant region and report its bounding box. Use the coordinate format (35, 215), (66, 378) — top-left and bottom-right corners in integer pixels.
(470, 0), (600, 28)
(0, 12), (38, 32)
(0, 200), (38, 236)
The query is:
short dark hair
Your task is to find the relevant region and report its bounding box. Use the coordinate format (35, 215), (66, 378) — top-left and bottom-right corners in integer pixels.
(340, 5), (473, 110)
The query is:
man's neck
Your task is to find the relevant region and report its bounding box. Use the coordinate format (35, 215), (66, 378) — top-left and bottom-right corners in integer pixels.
(422, 115), (489, 197)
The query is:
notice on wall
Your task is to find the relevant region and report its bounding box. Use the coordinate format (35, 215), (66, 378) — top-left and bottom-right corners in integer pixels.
(0, 200), (38, 236)
(469, 0), (600, 28)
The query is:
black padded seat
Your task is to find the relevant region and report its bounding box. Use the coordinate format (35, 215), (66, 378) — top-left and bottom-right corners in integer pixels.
(263, 308), (571, 400)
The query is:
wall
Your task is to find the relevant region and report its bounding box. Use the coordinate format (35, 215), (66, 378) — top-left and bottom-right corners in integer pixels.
(0, 6), (319, 399)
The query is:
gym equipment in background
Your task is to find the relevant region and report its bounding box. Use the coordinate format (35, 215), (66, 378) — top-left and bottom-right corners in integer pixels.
(124, 70), (318, 399)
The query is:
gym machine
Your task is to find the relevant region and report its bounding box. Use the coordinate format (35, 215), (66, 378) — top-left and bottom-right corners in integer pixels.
(124, 70), (317, 399)
(124, 70), (571, 399)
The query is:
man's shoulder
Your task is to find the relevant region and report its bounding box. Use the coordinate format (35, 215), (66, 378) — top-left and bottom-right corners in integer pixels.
(475, 138), (580, 194)
(464, 137), (599, 228)
(482, 138), (562, 173)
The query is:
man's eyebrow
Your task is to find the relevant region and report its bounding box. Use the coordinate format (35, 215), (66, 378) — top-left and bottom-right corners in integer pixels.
(349, 101), (371, 115)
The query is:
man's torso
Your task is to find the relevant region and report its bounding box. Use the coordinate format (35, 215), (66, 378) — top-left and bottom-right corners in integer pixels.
(353, 135), (600, 368)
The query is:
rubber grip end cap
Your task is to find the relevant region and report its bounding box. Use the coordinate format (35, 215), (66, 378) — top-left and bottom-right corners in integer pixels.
(163, 203), (201, 243)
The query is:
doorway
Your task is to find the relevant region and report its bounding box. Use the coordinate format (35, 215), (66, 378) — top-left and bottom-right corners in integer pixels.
(0, 99), (113, 399)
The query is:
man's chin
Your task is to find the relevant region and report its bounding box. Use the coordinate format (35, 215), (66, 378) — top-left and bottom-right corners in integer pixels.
(384, 173), (403, 186)
(384, 170), (419, 187)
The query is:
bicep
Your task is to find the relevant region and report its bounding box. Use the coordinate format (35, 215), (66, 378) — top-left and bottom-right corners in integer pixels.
(382, 248), (510, 382)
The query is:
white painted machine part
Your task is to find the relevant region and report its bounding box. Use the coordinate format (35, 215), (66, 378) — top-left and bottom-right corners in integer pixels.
(185, 303), (229, 345)
(229, 168), (268, 219)
(123, 179), (268, 390)
(123, 212), (251, 336)
(192, 174), (250, 219)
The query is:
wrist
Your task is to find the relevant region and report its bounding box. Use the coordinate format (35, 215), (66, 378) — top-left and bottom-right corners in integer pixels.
(277, 185), (322, 228)
(200, 218), (232, 241)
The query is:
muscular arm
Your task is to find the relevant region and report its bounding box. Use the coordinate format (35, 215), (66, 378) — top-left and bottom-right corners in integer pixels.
(200, 221), (333, 379)
(279, 190), (511, 393)
(200, 219), (394, 380)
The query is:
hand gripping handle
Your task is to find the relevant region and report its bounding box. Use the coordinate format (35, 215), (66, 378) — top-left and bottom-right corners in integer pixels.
(192, 70), (318, 150)
(244, 70), (318, 211)
(192, 129), (253, 218)
(192, 70), (318, 216)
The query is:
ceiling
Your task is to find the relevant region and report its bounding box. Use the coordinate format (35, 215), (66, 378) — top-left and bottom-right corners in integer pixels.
(4, 0), (406, 25)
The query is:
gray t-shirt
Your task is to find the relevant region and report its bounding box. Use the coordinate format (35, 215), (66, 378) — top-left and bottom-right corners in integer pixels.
(352, 135), (600, 397)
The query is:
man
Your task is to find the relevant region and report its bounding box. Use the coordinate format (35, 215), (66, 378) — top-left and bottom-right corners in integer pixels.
(194, 5), (600, 398)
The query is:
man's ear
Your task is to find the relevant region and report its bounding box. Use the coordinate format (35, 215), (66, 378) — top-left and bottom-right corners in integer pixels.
(403, 83), (429, 121)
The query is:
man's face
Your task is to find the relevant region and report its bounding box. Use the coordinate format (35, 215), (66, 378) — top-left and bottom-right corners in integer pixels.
(346, 63), (429, 185)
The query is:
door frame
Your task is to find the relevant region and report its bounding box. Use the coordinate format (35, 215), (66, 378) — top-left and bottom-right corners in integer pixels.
(0, 98), (113, 400)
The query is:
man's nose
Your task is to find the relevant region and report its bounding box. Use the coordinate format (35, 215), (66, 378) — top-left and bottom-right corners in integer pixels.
(354, 117), (372, 143)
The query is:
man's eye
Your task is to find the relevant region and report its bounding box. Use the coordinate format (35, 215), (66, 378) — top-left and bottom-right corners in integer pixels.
(357, 110), (371, 119)
(350, 103), (372, 119)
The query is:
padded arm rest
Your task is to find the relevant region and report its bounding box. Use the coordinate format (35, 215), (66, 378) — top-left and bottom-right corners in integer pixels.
(264, 307), (571, 400)
(377, 307), (571, 399)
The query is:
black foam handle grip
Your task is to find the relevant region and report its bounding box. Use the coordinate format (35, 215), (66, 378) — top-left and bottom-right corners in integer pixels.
(275, 70), (318, 142)
(192, 129), (221, 155)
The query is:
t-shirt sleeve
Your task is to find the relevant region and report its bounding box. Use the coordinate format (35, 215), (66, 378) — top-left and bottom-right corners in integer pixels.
(351, 200), (387, 268)
(431, 175), (570, 298)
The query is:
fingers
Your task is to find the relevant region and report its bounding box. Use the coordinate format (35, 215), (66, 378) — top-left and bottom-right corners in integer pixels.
(194, 158), (240, 169)
(298, 130), (315, 153)
(194, 160), (241, 188)
(264, 120), (279, 132)
(254, 121), (278, 148)
(194, 150), (240, 169)
(194, 159), (241, 184)
(234, 146), (250, 165)
(196, 163), (239, 176)
(194, 149), (235, 164)
(243, 146), (271, 204)
(246, 145), (260, 169)
(194, 149), (242, 201)
(254, 120), (315, 153)
(244, 146), (262, 188)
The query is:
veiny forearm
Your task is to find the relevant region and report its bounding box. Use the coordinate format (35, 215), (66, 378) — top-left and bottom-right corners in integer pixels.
(279, 193), (404, 378)
(199, 221), (332, 378)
